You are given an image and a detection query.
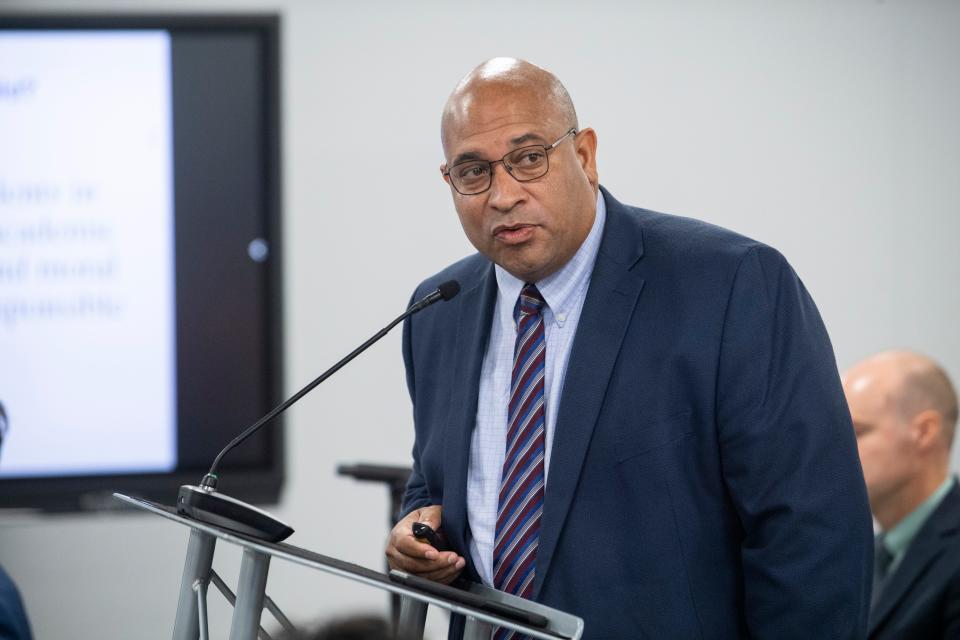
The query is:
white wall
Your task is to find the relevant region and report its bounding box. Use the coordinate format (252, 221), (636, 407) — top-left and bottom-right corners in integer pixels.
(1, 1), (958, 638)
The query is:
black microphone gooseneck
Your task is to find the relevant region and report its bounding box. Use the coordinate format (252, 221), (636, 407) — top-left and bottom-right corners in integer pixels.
(177, 280), (460, 542)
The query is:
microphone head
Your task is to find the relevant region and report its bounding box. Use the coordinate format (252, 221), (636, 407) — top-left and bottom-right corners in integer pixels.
(437, 280), (461, 301)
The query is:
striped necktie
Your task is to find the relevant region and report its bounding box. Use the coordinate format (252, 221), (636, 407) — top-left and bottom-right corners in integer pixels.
(493, 284), (547, 638)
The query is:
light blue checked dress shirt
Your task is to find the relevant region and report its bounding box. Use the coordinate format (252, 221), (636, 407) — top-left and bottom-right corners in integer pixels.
(467, 190), (607, 587)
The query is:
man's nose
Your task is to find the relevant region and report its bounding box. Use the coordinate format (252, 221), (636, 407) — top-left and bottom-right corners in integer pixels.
(487, 162), (525, 212)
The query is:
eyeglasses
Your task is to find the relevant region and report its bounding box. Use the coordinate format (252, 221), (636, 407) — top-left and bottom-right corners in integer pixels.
(443, 128), (578, 196)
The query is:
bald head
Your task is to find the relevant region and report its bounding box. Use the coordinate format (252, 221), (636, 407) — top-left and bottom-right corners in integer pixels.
(437, 58), (599, 283)
(845, 350), (958, 526)
(441, 58), (578, 156)
(845, 350), (958, 448)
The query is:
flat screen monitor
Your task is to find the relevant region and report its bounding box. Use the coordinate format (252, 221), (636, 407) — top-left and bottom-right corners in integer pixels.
(0, 14), (284, 511)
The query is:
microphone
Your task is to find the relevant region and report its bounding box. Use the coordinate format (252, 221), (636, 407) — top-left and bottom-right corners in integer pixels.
(177, 280), (461, 541)
(407, 279), (461, 313)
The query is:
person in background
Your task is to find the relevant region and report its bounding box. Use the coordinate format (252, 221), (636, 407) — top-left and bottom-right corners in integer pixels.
(843, 350), (960, 639)
(278, 614), (397, 640)
(0, 400), (34, 640)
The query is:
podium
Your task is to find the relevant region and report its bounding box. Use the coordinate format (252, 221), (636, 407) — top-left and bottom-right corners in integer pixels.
(113, 493), (583, 640)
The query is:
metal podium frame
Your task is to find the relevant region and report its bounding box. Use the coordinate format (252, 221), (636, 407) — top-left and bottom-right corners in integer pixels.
(113, 493), (583, 640)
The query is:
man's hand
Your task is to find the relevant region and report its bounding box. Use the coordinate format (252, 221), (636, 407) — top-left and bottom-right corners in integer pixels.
(386, 505), (465, 585)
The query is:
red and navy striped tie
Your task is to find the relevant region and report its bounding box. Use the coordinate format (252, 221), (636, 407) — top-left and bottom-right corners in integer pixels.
(493, 284), (547, 639)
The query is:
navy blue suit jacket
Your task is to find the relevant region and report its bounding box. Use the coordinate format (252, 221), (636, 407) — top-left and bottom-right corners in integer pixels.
(402, 187), (873, 639)
(0, 566), (32, 640)
(869, 480), (960, 639)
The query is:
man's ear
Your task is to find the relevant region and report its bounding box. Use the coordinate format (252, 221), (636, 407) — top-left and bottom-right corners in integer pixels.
(440, 164), (450, 185)
(911, 409), (944, 451)
(574, 127), (599, 188)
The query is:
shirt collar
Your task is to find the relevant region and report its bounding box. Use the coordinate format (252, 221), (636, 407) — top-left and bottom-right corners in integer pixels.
(882, 475), (957, 556)
(494, 189), (606, 328)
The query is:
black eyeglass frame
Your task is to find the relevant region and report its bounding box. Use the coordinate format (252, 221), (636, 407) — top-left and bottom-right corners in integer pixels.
(443, 127), (579, 196)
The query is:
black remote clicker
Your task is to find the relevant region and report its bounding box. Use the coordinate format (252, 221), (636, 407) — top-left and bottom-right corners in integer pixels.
(412, 521), (450, 552)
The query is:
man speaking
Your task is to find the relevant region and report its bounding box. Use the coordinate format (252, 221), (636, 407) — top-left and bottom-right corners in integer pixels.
(386, 58), (873, 638)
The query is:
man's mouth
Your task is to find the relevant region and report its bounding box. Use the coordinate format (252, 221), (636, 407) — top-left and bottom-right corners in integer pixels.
(493, 223), (535, 244)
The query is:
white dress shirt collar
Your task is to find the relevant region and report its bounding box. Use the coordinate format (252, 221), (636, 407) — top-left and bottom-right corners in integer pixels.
(493, 189), (607, 327)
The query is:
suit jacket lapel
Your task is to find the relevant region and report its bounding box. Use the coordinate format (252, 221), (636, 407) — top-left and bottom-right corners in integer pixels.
(869, 482), (960, 635)
(443, 265), (497, 574)
(533, 187), (646, 598)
